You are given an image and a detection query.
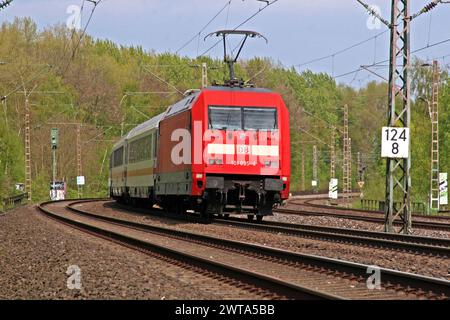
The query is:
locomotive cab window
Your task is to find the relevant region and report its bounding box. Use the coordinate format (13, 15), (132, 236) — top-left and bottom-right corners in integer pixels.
(208, 106), (277, 131)
(208, 106), (242, 130)
(243, 108), (277, 131)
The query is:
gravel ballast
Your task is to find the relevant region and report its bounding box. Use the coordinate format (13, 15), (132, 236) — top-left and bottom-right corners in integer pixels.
(76, 201), (450, 280)
(0, 206), (264, 299)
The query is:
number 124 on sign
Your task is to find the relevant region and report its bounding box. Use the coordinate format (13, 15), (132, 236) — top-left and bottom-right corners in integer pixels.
(381, 127), (410, 158)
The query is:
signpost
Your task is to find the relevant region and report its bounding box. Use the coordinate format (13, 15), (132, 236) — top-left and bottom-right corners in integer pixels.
(329, 178), (338, 200)
(358, 180), (365, 198)
(440, 173), (448, 206)
(381, 127), (409, 159)
(77, 176), (85, 186)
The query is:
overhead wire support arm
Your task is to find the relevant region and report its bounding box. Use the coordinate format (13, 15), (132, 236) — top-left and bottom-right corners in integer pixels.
(1, 64), (53, 101)
(360, 65), (389, 82)
(298, 127), (330, 148)
(140, 65), (185, 96)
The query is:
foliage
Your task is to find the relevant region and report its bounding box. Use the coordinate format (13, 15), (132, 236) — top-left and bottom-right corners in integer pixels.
(0, 18), (448, 205)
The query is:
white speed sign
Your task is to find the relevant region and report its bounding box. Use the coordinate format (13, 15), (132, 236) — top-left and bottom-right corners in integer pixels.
(381, 127), (409, 158)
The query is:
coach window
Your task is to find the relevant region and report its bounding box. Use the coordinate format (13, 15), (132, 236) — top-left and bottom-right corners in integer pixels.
(208, 106), (242, 130)
(243, 108), (277, 131)
(113, 147), (124, 167)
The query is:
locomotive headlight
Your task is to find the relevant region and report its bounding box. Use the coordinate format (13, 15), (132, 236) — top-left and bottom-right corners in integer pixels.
(282, 177), (288, 182)
(208, 159), (223, 165)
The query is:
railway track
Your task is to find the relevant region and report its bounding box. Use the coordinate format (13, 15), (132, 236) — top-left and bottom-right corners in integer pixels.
(301, 198), (450, 221)
(92, 199), (450, 257)
(214, 217), (450, 257)
(276, 203), (450, 232)
(39, 200), (322, 300)
(39, 199), (450, 300)
(101, 199), (450, 257)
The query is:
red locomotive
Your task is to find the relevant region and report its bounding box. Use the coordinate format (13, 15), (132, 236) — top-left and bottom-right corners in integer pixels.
(109, 31), (290, 221)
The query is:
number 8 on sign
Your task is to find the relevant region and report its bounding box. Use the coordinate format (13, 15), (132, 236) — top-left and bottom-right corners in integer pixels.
(381, 127), (410, 158)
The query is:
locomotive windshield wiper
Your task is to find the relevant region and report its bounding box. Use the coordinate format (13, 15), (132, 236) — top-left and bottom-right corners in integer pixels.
(225, 111), (233, 130)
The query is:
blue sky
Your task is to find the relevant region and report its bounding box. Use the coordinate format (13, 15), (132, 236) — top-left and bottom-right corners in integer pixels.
(1, 0), (449, 87)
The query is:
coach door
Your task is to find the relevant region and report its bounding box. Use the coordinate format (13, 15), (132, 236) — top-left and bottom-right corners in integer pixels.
(123, 143), (128, 187)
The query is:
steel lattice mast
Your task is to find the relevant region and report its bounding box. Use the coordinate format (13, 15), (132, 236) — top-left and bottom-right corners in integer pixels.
(358, 0), (448, 233)
(24, 97), (32, 201)
(330, 127), (336, 179)
(430, 61), (440, 211)
(343, 104), (350, 197)
(312, 145), (318, 193)
(384, 0), (411, 234)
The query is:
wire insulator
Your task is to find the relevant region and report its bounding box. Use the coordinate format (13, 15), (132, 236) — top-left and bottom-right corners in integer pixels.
(0, 0), (13, 10)
(423, 1), (438, 12)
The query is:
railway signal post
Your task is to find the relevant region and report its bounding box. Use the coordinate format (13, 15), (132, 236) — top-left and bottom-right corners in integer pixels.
(330, 127), (336, 180)
(50, 128), (59, 200)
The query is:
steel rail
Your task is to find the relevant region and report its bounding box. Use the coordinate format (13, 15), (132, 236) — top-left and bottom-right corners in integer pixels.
(275, 206), (450, 231)
(85, 199), (450, 256)
(297, 199), (450, 221)
(213, 217), (450, 257)
(60, 199), (450, 299)
(38, 200), (341, 300)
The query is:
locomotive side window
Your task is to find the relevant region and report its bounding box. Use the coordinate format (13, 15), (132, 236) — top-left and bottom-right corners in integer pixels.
(208, 106), (242, 130)
(113, 147), (124, 167)
(243, 108), (277, 130)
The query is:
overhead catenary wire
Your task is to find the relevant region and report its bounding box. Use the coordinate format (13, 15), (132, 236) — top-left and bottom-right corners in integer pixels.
(60, 0), (103, 77)
(175, 0), (233, 54)
(333, 35), (450, 80)
(199, 0), (280, 57)
(295, 30), (389, 69)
